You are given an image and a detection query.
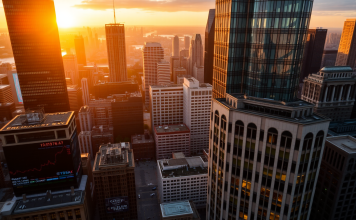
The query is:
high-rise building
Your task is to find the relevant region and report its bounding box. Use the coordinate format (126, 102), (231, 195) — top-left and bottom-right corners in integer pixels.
(172, 35), (180, 57)
(188, 34), (204, 76)
(111, 92), (144, 141)
(75, 35), (87, 66)
(170, 56), (181, 80)
(193, 65), (204, 84)
(79, 131), (93, 158)
(157, 155), (208, 207)
(93, 143), (138, 220)
(157, 60), (171, 85)
(63, 54), (80, 86)
(185, 36), (191, 50)
(0, 103), (16, 121)
(81, 78), (90, 106)
(67, 85), (83, 115)
(88, 99), (113, 127)
(91, 125), (114, 154)
(0, 85), (14, 103)
(105, 24), (128, 82)
(204, 9), (216, 85)
(79, 106), (93, 132)
(154, 124), (191, 160)
(300, 28), (328, 83)
(301, 66), (356, 121)
(310, 135), (356, 220)
(0, 110), (82, 196)
(150, 85), (184, 128)
(335, 19), (356, 70)
(173, 67), (188, 84)
(183, 78), (212, 155)
(143, 42), (165, 107)
(131, 131), (155, 160)
(212, 0), (313, 100)
(93, 81), (139, 99)
(321, 49), (338, 68)
(3, 0), (70, 113)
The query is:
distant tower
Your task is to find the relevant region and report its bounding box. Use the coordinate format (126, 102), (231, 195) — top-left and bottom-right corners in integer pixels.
(172, 35), (179, 57)
(63, 54), (79, 85)
(184, 36), (190, 50)
(204, 9), (215, 84)
(335, 19), (356, 70)
(188, 34), (204, 76)
(157, 60), (171, 85)
(105, 24), (128, 82)
(3, 0), (70, 113)
(81, 78), (90, 105)
(74, 35), (87, 66)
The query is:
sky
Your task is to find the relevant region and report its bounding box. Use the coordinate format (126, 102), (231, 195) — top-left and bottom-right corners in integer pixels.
(0, 0), (355, 29)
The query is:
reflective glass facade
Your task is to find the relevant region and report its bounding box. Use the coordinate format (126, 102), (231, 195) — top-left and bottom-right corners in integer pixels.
(213, 0), (313, 102)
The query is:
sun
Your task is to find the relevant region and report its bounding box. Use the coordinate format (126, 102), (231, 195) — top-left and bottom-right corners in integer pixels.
(56, 12), (76, 28)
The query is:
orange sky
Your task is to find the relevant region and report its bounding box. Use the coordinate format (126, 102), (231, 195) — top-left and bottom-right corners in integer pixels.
(0, 0), (354, 29)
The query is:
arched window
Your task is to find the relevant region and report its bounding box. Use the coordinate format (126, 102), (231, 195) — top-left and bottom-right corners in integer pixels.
(235, 121), (244, 136)
(303, 133), (314, 151)
(281, 131), (293, 149)
(221, 115), (227, 131)
(267, 128), (278, 145)
(214, 110), (219, 126)
(247, 123), (257, 139)
(314, 131), (324, 149)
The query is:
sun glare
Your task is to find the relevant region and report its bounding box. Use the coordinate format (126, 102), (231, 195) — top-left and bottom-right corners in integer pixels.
(56, 12), (76, 28)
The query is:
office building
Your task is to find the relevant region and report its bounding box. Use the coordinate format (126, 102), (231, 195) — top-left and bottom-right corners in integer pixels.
(143, 42), (165, 107)
(75, 35), (87, 66)
(321, 49), (338, 68)
(131, 131), (155, 160)
(67, 85), (83, 115)
(0, 110), (82, 196)
(204, 9), (215, 85)
(177, 75), (192, 85)
(88, 99), (113, 127)
(111, 92), (144, 141)
(157, 60), (171, 85)
(185, 36), (191, 50)
(212, 1), (312, 100)
(79, 106), (93, 132)
(0, 176), (92, 220)
(6, 71), (22, 106)
(172, 35), (180, 57)
(93, 81), (139, 99)
(301, 66), (356, 121)
(183, 78), (212, 155)
(0, 85), (13, 103)
(93, 143), (137, 220)
(180, 49), (189, 59)
(0, 73), (9, 84)
(157, 155), (208, 207)
(193, 65), (204, 84)
(336, 19), (356, 69)
(328, 120), (356, 137)
(173, 68), (188, 84)
(160, 200), (201, 220)
(79, 131), (93, 159)
(188, 34), (203, 76)
(81, 78), (90, 106)
(91, 125), (114, 155)
(3, 0), (70, 113)
(105, 24), (128, 82)
(63, 54), (80, 86)
(0, 103), (16, 121)
(310, 135), (356, 220)
(150, 85), (184, 128)
(154, 124), (190, 160)
(81, 153), (95, 204)
(300, 28), (328, 83)
(170, 56), (181, 79)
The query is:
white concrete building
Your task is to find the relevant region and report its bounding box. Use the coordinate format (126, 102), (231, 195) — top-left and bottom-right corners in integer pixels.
(81, 78), (90, 105)
(78, 131), (93, 159)
(78, 106), (92, 132)
(150, 84), (184, 128)
(183, 77), (212, 155)
(63, 54), (79, 85)
(157, 60), (171, 85)
(154, 124), (190, 159)
(157, 155), (208, 208)
(143, 42), (164, 107)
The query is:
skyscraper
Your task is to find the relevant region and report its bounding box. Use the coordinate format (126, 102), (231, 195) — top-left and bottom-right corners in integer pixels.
(212, 0), (313, 101)
(143, 42), (164, 107)
(81, 78), (90, 106)
(3, 0), (70, 113)
(300, 28), (328, 83)
(204, 9), (216, 85)
(157, 60), (171, 85)
(106, 23), (128, 82)
(74, 35), (87, 66)
(188, 34), (204, 76)
(63, 54), (80, 85)
(335, 19), (356, 70)
(172, 35), (180, 57)
(184, 36), (191, 50)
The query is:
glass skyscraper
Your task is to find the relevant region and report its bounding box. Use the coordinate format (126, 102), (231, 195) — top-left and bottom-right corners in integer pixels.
(213, 0), (314, 102)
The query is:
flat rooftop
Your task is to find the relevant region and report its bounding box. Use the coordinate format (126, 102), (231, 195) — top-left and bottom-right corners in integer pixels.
(131, 133), (154, 145)
(320, 66), (353, 73)
(154, 124), (190, 135)
(150, 84), (183, 89)
(327, 136), (356, 154)
(160, 201), (193, 218)
(94, 143), (133, 171)
(158, 156), (208, 178)
(0, 111), (74, 132)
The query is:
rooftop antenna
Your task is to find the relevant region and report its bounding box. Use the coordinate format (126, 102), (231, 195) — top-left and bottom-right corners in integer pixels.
(113, 0), (117, 24)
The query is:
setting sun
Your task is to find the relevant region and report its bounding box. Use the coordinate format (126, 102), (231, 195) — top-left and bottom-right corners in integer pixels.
(56, 11), (76, 28)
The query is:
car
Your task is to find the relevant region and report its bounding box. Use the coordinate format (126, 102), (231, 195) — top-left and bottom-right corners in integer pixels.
(152, 187), (157, 190)
(138, 194), (140, 199)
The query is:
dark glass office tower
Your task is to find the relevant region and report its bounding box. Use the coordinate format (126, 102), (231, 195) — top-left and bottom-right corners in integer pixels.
(213, 0), (314, 102)
(3, 0), (70, 113)
(75, 35), (87, 66)
(204, 9), (216, 85)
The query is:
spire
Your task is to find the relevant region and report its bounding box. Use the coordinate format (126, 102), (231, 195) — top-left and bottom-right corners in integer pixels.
(113, 0), (116, 24)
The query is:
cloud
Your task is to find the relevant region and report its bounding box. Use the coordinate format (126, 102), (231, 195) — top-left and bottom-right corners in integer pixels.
(73, 0), (215, 12)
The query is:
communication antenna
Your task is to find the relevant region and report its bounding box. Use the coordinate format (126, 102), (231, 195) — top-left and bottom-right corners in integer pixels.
(113, 0), (117, 24)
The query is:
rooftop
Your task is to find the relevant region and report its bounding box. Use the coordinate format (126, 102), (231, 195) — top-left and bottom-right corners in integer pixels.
(94, 143), (133, 171)
(79, 106), (90, 113)
(160, 201), (193, 218)
(327, 136), (356, 154)
(158, 156), (208, 178)
(150, 84), (183, 89)
(0, 85), (10, 89)
(154, 124), (190, 135)
(328, 120), (356, 137)
(131, 132), (154, 145)
(144, 42), (162, 48)
(320, 66), (353, 73)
